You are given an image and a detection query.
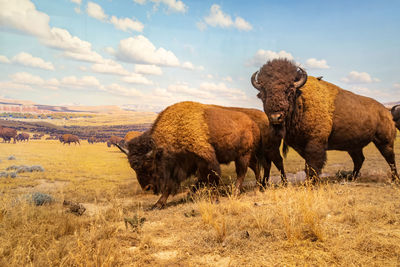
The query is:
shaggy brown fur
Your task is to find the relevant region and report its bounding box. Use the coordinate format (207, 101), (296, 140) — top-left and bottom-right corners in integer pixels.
(59, 134), (80, 145)
(391, 105), (400, 131)
(0, 126), (17, 143)
(107, 136), (123, 147)
(16, 132), (30, 142)
(252, 59), (398, 182)
(125, 101), (265, 209)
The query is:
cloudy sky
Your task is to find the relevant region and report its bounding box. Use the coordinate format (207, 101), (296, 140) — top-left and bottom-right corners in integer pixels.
(0, 0), (399, 111)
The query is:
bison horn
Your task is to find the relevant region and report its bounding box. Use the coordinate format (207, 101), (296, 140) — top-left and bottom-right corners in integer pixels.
(251, 71), (262, 91)
(116, 143), (129, 155)
(294, 67), (307, 89)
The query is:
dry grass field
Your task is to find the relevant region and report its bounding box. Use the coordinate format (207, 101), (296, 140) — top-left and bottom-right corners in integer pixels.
(0, 133), (400, 266)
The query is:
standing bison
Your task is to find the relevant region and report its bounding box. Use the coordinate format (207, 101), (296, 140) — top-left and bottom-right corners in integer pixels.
(122, 131), (142, 147)
(391, 105), (400, 131)
(118, 101), (285, 209)
(16, 132), (30, 142)
(0, 126), (17, 143)
(88, 136), (97, 144)
(251, 58), (399, 182)
(59, 134), (80, 145)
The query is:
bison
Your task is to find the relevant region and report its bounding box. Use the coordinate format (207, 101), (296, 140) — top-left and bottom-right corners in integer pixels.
(107, 135), (124, 148)
(391, 105), (400, 131)
(118, 101), (285, 209)
(16, 132), (30, 142)
(251, 58), (399, 182)
(0, 126), (17, 143)
(59, 134), (80, 145)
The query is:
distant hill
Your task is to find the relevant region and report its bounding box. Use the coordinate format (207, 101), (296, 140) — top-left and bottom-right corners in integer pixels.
(0, 97), (131, 114)
(384, 101), (400, 108)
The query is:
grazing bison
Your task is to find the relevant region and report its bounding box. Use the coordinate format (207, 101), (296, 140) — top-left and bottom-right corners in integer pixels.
(16, 132), (30, 142)
(391, 105), (400, 131)
(0, 126), (17, 143)
(251, 58), (399, 182)
(59, 134), (80, 145)
(107, 135), (124, 147)
(118, 101), (285, 209)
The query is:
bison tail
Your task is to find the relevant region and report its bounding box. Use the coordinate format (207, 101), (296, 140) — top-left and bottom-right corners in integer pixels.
(282, 142), (289, 158)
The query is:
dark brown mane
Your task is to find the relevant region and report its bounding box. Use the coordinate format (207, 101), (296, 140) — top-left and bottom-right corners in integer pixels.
(257, 59), (298, 90)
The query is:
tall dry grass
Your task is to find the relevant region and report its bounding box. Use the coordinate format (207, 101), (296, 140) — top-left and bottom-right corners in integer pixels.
(0, 135), (399, 266)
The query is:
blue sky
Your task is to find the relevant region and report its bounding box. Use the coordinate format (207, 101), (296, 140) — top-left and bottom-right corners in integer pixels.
(0, 0), (399, 111)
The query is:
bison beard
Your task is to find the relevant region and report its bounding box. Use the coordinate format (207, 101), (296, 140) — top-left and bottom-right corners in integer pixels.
(252, 58), (399, 182)
(123, 102), (285, 209)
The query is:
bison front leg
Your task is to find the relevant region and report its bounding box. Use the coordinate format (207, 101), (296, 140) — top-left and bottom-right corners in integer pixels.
(152, 188), (171, 210)
(303, 142), (326, 184)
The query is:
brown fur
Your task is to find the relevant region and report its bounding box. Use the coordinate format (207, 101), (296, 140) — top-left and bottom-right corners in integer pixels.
(0, 126), (17, 143)
(59, 134), (80, 145)
(126, 101), (266, 209)
(391, 105), (400, 131)
(16, 132), (30, 142)
(253, 59), (398, 181)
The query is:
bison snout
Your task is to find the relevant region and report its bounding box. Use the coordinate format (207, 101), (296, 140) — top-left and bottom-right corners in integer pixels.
(270, 112), (284, 124)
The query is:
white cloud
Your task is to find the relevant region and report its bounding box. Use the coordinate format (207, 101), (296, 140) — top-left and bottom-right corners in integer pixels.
(91, 60), (130, 76)
(122, 73), (153, 85)
(182, 61), (194, 70)
(110, 16), (144, 32)
(134, 64), (163, 75)
(105, 47), (116, 55)
(116, 35), (180, 67)
(70, 0), (82, 4)
(70, 0), (82, 13)
(0, 0), (51, 38)
(133, 0), (187, 13)
(44, 27), (104, 63)
(10, 72), (59, 90)
(341, 71), (380, 84)
(103, 83), (143, 97)
(167, 82), (214, 99)
(393, 83), (400, 89)
(350, 86), (391, 100)
(0, 55), (10, 63)
(87, 2), (108, 21)
(304, 58), (330, 69)
(201, 4), (252, 31)
(247, 49), (294, 67)
(61, 75), (102, 89)
(12, 52), (54, 70)
(199, 82), (247, 99)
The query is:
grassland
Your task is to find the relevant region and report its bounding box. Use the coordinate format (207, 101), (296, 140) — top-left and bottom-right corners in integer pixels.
(0, 135), (400, 266)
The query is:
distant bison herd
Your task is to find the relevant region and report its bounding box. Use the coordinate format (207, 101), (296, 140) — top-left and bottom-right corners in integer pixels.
(1, 59), (400, 209)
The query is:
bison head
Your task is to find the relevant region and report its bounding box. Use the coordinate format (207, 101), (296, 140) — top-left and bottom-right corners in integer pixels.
(127, 131), (160, 194)
(391, 104), (400, 130)
(251, 59), (307, 126)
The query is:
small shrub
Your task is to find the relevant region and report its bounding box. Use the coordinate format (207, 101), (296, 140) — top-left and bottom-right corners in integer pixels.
(8, 156), (16, 160)
(30, 192), (54, 206)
